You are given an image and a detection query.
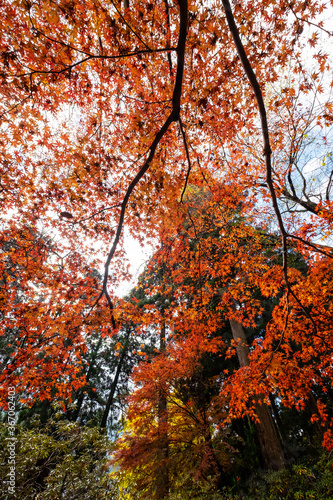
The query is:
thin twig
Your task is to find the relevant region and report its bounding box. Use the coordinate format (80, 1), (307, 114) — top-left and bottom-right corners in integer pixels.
(16, 47), (176, 79)
(62, 204), (122, 225)
(288, 3), (333, 37)
(110, 0), (152, 50)
(286, 232), (333, 258)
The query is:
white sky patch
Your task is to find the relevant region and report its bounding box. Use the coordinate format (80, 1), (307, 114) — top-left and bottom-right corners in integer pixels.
(116, 230), (154, 297)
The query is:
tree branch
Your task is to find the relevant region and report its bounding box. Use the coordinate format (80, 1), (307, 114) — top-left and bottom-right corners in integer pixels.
(221, 0), (323, 343)
(179, 118), (192, 202)
(96, 0), (188, 328)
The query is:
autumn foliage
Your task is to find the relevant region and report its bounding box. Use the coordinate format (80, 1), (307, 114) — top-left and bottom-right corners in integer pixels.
(1, 0), (333, 497)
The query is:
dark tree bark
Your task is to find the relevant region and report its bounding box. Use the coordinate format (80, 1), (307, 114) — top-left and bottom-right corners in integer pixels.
(269, 393), (287, 444)
(100, 329), (131, 431)
(307, 391), (324, 436)
(70, 337), (102, 422)
(230, 319), (286, 470)
(156, 315), (169, 499)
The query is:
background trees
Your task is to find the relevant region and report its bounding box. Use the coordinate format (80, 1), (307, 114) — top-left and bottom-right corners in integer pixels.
(111, 188), (333, 496)
(0, 414), (117, 499)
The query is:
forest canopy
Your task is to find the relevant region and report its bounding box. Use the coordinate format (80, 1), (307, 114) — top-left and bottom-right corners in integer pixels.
(1, 0), (333, 498)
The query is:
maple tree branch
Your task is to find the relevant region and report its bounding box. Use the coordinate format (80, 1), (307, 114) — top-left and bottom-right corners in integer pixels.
(286, 233), (333, 258)
(221, 0), (323, 343)
(17, 48), (176, 79)
(0, 96), (31, 119)
(28, 0), (154, 55)
(102, 118), (174, 292)
(110, 0), (152, 50)
(62, 204), (122, 225)
(222, 0), (284, 233)
(280, 188), (318, 215)
(167, 394), (201, 424)
(96, 0), (188, 328)
(288, 3), (333, 37)
(222, 0), (287, 264)
(172, 0), (188, 120)
(121, 95), (172, 105)
(179, 118), (192, 202)
(27, 11), (94, 58)
(254, 223), (333, 255)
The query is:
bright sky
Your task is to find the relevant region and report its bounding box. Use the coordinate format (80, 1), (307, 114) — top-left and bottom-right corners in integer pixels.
(116, 231), (154, 297)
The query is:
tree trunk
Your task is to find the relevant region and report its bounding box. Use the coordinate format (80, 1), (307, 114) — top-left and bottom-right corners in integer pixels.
(71, 337), (102, 422)
(100, 329), (130, 431)
(230, 319), (286, 470)
(156, 316), (169, 499)
(203, 427), (224, 489)
(307, 391), (324, 436)
(269, 393), (287, 443)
